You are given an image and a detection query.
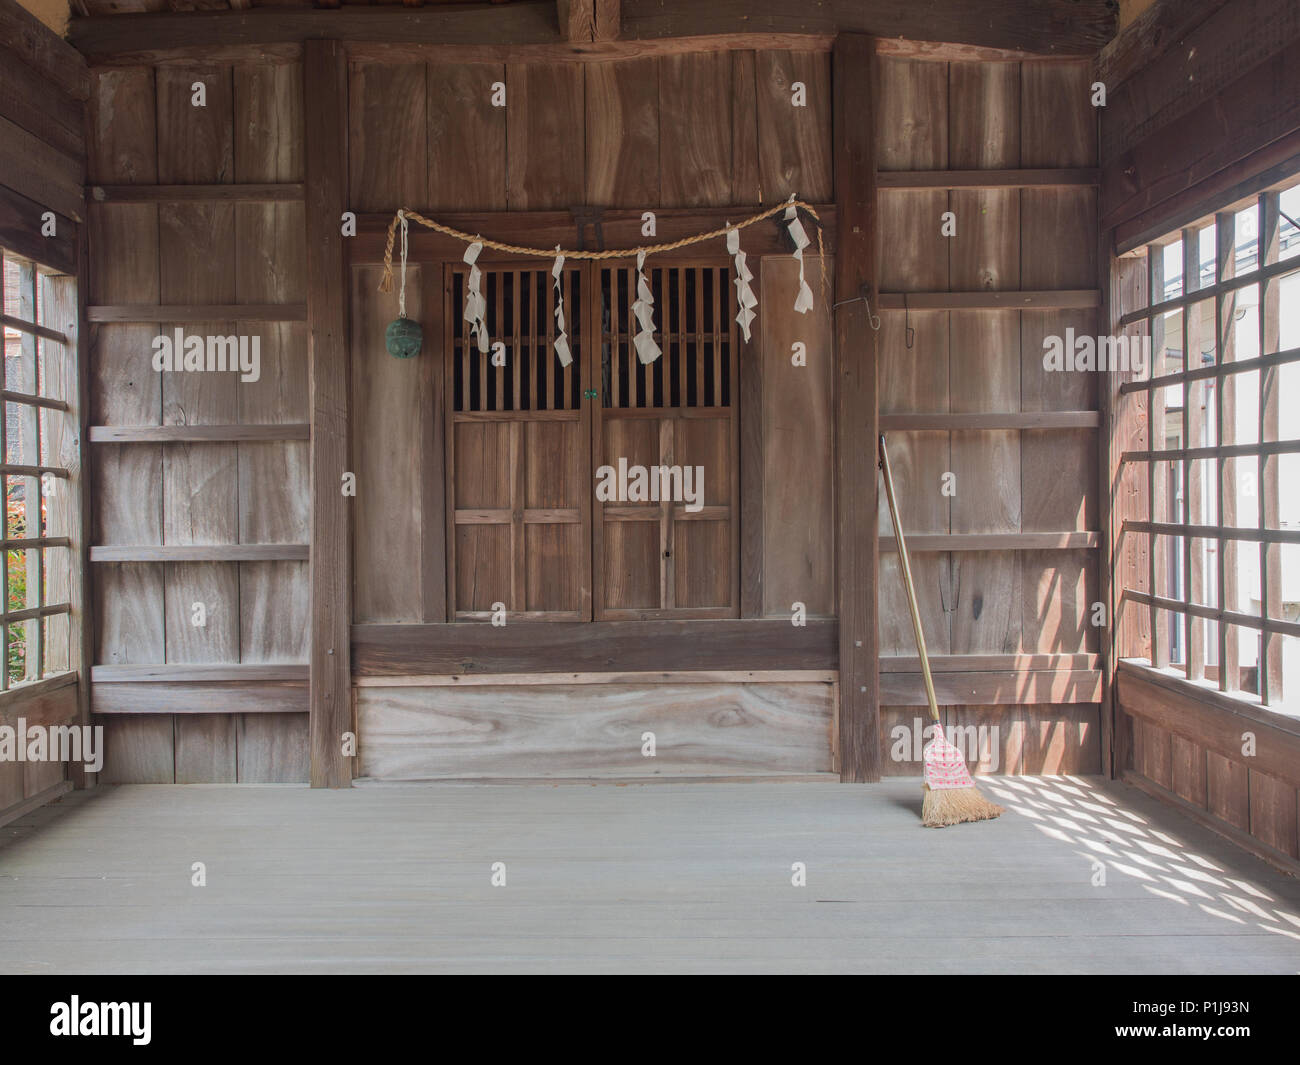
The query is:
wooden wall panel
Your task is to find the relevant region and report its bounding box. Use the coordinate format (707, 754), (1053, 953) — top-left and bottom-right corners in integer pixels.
(426, 62), (507, 212)
(760, 255), (834, 618)
(506, 62), (584, 210)
(351, 263), (428, 622)
(586, 59), (658, 208)
(357, 680), (835, 780)
(658, 53), (732, 208)
(754, 51), (831, 203)
(237, 713), (309, 783)
(349, 61), (426, 212)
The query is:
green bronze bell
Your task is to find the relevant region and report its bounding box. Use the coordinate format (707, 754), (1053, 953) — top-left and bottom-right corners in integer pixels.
(385, 317), (422, 359)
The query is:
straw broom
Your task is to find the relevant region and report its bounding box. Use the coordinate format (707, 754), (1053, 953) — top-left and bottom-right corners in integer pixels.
(879, 434), (1003, 828)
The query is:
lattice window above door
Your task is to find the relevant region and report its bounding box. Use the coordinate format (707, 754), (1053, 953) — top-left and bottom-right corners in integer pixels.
(598, 264), (733, 410)
(449, 265), (583, 412)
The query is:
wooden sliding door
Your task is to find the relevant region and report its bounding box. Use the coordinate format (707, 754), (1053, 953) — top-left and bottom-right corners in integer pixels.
(443, 259), (738, 623)
(592, 262), (739, 620)
(444, 263), (592, 620)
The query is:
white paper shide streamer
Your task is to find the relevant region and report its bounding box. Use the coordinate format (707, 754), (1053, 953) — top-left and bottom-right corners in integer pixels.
(632, 249), (661, 365)
(552, 246), (572, 367)
(726, 225), (757, 342)
(784, 196), (815, 315)
(462, 240), (489, 354)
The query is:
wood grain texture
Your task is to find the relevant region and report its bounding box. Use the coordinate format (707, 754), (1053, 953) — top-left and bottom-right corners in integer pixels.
(352, 264), (427, 622)
(426, 62), (507, 211)
(761, 255), (833, 618)
(658, 52), (731, 207)
(833, 33), (878, 782)
(357, 680), (836, 779)
(585, 59), (658, 208)
(305, 40), (353, 787)
(237, 713), (309, 782)
(506, 61), (585, 210)
(348, 60), (426, 212)
(754, 50), (831, 202)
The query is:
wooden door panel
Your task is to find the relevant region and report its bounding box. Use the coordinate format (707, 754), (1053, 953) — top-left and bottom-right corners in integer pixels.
(446, 262), (591, 620)
(593, 262), (739, 619)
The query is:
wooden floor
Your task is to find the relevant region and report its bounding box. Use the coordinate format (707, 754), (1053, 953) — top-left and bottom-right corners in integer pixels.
(2, 777), (1298, 974)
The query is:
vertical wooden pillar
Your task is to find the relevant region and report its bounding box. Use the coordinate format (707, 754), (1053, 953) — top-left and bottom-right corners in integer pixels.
(304, 40), (352, 787)
(832, 33), (880, 782)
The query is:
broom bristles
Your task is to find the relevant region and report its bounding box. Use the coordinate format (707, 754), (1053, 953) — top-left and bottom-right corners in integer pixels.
(921, 783), (1004, 828)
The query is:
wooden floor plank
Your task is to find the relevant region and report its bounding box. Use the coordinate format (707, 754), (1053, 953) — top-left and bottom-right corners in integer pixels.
(1, 778), (1298, 973)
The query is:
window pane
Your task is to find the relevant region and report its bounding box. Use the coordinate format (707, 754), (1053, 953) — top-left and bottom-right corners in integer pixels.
(1234, 203), (1260, 271)
(1189, 536), (1217, 608)
(1279, 184), (1300, 263)
(1159, 238), (1184, 300)
(1194, 222), (1217, 291)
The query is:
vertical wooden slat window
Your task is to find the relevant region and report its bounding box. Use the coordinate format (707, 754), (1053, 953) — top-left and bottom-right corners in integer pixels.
(1116, 174), (1300, 712)
(0, 250), (77, 689)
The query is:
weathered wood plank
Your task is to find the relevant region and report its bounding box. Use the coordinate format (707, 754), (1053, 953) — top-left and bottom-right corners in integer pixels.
(754, 50), (831, 202)
(357, 680), (835, 780)
(354, 618), (837, 675)
(506, 61), (585, 210)
(832, 33), (878, 782)
(658, 52), (731, 208)
(585, 59), (658, 208)
(426, 62), (507, 212)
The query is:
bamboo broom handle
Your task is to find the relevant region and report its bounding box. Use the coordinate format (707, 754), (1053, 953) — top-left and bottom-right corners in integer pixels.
(878, 434), (941, 725)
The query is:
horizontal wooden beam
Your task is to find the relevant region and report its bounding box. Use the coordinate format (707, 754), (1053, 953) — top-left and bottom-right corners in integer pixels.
(87, 304), (307, 322)
(0, 0), (90, 100)
(877, 168), (1099, 190)
(92, 681), (308, 714)
(90, 544), (310, 562)
(356, 669), (836, 687)
(68, 0), (1115, 63)
(93, 664), (308, 682)
(0, 184), (77, 276)
(879, 653), (1099, 672)
(3, 390), (69, 412)
(881, 669), (1102, 706)
(88, 424), (311, 443)
(878, 290), (1101, 311)
(881, 532), (1100, 552)
(1, 314), (69, 345)
(879, 411), (1099, 431)
(0, 114), (84, 222)
(1094, 0), (1230, 90)
(1125, 520), (1300, 546)
(350, 206), (838, 264)
(90, 183), (304, 203)
(1122, 590), (1300, 640)
(353, 619), (838, 676)
(1117, 663), (1300, 786)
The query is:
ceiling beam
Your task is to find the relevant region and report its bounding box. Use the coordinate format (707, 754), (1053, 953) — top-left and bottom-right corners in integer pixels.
(68, 0), (1115, 64)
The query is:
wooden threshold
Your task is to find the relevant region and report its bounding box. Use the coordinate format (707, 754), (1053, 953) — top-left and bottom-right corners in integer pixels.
(355, 669), (838, 687)
(353, 618), (839, 676)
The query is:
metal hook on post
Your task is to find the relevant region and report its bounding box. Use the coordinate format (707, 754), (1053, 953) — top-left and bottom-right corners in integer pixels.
(904, 292), (915, 350)
(832, 284), (882, 331)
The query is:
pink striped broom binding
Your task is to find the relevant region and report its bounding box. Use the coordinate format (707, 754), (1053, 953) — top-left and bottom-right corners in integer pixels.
(920, 723), (1005, 827)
